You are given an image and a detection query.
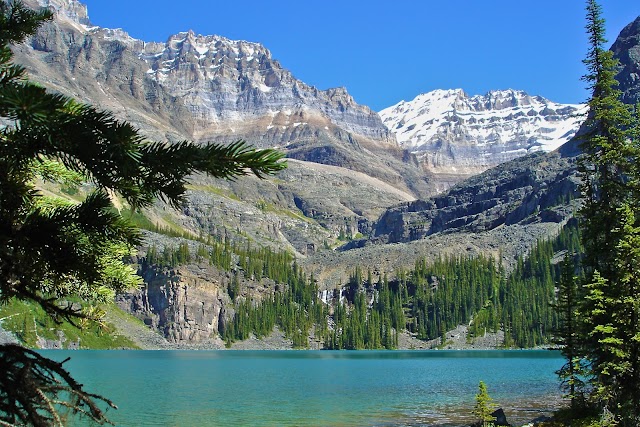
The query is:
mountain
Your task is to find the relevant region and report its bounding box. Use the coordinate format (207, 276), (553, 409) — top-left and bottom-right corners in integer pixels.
(379, 89), (586, 187)
(23, 0), (390, 145)
(16, 0), (435, 255)
(349, 13), (640, 269)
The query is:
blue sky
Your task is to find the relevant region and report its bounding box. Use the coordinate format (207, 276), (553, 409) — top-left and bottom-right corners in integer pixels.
(81, 0), (639, 111)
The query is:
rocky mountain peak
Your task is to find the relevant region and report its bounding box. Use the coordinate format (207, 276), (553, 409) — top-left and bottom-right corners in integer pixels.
(36, 0), (89, 25)
(21, 0), (393, 147)
(471, 89), (537, 111)
(159, 31), (273, 64)
(139, 30), (280, 94)
(123, 26), (390, 143)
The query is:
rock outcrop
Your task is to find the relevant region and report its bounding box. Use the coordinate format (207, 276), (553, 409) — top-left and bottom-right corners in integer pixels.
(368, 152), (580, 244)
(612, 15), (640, 105)
(116, 263), (232, 343)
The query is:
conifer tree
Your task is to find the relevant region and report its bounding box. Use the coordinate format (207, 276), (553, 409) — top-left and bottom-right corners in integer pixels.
(0, 1), (285, 424)
(576, 1), (640, 424)
(553, 255), (586, 409)
(473, 381), (496, 427)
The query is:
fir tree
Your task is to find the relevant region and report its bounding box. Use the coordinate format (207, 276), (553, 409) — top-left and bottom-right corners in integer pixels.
(576, 1), (640, 424)
(473, 381), (496, 427)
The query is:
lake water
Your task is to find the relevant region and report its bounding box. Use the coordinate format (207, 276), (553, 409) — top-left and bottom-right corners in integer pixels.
(44, 350), (564, 427)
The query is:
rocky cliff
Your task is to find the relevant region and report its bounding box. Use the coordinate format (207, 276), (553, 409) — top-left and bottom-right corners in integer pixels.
(116, 262), (231, 343)
(612, 15), (640, 105)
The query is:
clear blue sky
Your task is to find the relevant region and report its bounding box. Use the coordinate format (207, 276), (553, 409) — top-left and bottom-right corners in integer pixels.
(80, 0), (639, 111)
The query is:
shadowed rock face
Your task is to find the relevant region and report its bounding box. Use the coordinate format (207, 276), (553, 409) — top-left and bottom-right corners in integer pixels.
(612, 15), (640, 106)
(367, 152), (580, 245)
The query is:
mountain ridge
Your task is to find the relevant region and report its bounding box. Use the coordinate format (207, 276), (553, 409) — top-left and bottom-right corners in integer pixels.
(16, 0), (436, 256)
(379, 88), (586, 180)
(28, 0), (393, 146)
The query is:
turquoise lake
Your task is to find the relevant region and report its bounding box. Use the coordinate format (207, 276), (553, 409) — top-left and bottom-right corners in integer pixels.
(44, 350), (564, 427)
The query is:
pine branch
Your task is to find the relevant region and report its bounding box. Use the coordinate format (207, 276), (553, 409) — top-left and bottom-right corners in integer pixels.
(0, 344), (115, 426)
(0, 1), (52, 46)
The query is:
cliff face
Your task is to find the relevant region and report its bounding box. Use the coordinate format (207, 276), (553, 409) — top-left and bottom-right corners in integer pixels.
(612, 16), (640, 105)
(116, 263), (231, 343)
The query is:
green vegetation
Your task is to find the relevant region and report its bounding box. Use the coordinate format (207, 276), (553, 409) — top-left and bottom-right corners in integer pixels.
(146, 242), (194, 268)
(0, 299), (138, 349)
(2, 0), (637, 424)
(536, 407), (602, 427)
(221, 245), (325, 348)
(549, 1), (640, 425)
(150, 218), (582, 351)
(325, 268), (403, 349)
(325, 221), (581, 350)
(122, 207), (200, 240)
(473, 381), (497, 427)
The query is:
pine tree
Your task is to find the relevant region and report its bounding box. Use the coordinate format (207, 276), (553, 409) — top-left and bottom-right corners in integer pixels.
(473, 381), (496, 427)
(576, 1), (640, 424)
(553, 255), (586, 409)
(0, 1), (285, 424)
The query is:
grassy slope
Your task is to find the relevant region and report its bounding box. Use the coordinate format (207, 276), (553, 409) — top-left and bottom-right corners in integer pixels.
(0, 299), (141, 349)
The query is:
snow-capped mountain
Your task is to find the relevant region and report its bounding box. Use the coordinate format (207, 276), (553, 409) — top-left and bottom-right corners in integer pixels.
(380, 89), (587, 178)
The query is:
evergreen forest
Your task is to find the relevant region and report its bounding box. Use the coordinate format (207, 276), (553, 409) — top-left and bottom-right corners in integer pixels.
(141, 219), (583, 350)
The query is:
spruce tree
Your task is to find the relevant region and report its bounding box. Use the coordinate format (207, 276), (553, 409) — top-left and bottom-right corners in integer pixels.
(576, 1), (640, 424)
